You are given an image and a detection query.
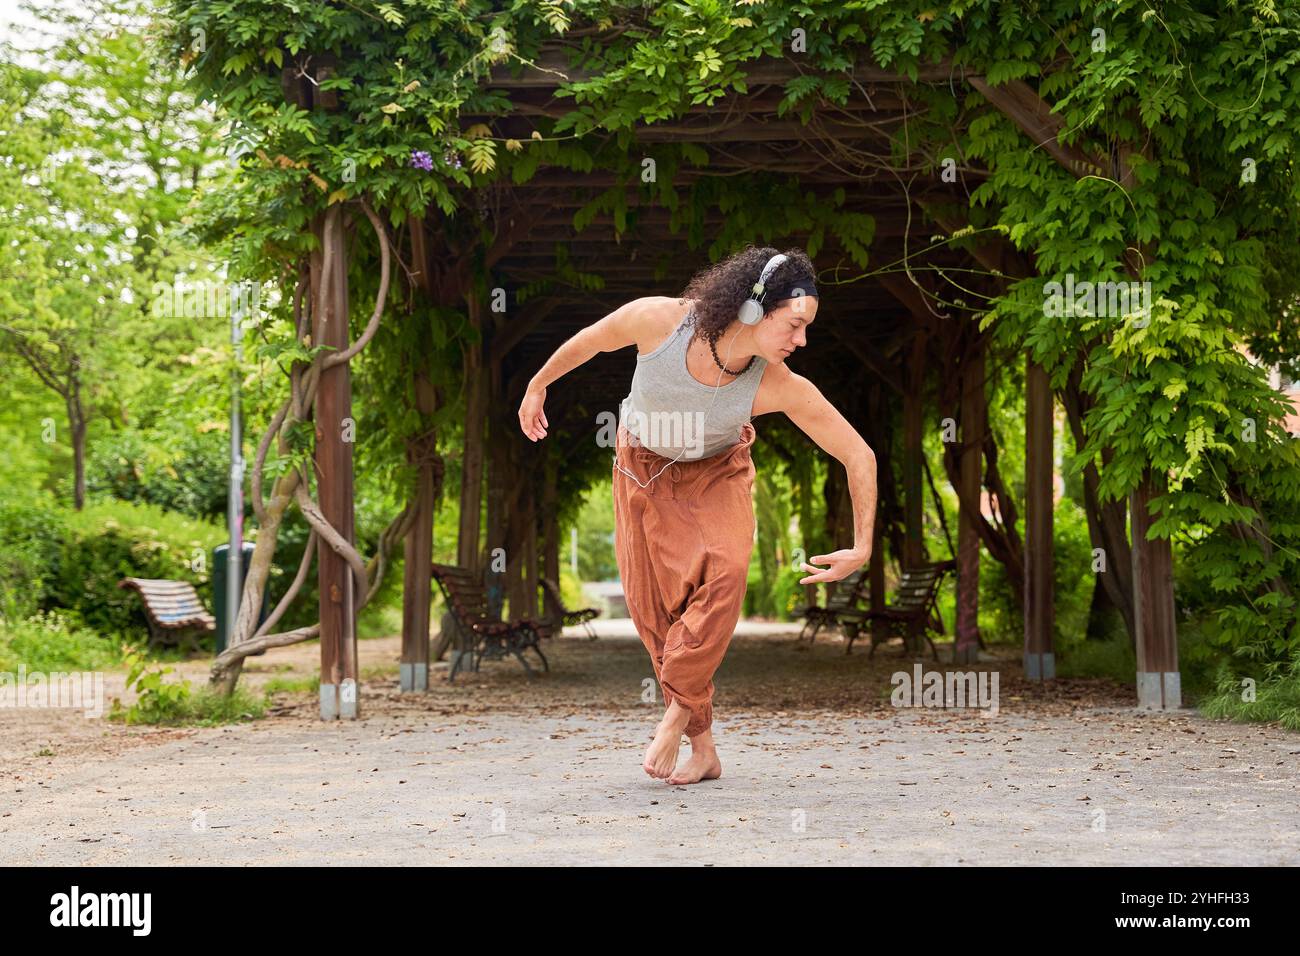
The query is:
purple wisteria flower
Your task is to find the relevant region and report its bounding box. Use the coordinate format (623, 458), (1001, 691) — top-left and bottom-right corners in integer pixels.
(444, 149), (462, 170)
(409, 149), (433, 171)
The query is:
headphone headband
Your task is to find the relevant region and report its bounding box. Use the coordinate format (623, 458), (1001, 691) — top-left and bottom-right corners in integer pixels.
(750, 253), (789, 300)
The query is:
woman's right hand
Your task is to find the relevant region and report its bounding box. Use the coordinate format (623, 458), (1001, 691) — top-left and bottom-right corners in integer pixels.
(519, 385), (549, 441)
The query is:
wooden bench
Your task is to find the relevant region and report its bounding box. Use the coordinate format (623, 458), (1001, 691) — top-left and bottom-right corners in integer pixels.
(431, 563), (548, 681)
(117, 577), (216, 651)
(540, 577), (600, 640)
(837, 560), (956, 659)
(793, 568), (869, 644)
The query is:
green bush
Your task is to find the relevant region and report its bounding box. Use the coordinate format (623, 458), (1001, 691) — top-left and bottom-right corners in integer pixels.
(0, 608), (120, 672)
(1051, 498), (1097, 643)
(84, 426), (233, 521)
(50, 503), (221, 638)
(0, 493), (70, 622)
(0, 495), (257, 649)
(742, 542), (801, 620)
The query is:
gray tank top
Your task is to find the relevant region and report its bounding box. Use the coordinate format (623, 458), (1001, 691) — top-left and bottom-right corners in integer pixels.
(618, 305), (767, 460)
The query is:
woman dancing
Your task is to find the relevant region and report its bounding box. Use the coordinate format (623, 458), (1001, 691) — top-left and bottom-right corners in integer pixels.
(518, 246), (878, 785)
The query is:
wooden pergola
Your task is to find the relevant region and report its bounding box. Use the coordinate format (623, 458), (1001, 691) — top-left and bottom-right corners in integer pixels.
(295, 49), (1178, 718)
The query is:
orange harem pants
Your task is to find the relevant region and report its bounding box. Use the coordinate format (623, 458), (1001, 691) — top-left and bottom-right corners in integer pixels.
(612, 421), (757, 737)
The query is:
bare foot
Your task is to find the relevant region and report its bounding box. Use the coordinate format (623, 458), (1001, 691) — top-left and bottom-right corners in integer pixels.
(643, 710), (688, 779)
(667, 750), (722, 785)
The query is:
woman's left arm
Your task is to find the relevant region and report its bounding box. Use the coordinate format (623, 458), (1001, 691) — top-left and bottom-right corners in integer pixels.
(774, 369), (878, 584)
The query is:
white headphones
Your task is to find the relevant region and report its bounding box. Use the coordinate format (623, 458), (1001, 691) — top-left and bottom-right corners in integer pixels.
(613, 252), (786, 490)
(738, 253), (788, 326)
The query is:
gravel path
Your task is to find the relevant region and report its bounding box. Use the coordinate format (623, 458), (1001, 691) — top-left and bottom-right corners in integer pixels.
(3, 630), (1297, 865)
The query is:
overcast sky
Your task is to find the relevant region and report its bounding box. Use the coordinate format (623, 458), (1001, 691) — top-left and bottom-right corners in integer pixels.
(1, 0), (78, 64)
(1, 0), (54, 48)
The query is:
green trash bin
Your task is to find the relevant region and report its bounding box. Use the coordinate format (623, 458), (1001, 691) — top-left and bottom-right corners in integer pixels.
(213, 542), (270, 654)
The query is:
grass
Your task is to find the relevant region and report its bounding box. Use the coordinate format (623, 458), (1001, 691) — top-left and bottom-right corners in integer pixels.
(263, 674), (320, 695)
(105, 682), (270, 726)
(0, 609), (121, 673)
(1197, 662), (1300, 731)
(358, 598), (404, 639)
(1056, 634), (1137, 684)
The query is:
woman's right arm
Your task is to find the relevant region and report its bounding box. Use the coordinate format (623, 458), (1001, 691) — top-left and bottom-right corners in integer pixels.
(518, 298), (649, 442)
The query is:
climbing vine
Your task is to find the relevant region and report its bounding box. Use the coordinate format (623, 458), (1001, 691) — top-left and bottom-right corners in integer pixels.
(162, 0), (1300, 680)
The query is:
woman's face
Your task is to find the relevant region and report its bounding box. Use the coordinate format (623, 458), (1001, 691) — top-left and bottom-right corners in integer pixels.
(753, 296), (818, 364)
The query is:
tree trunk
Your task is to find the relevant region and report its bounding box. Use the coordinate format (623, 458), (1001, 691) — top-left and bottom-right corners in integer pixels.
(68, 393), (87, 511)
(1060, 371), (1137, 647)
(210, 468), (303, 694)
(954, 343), (984, 662)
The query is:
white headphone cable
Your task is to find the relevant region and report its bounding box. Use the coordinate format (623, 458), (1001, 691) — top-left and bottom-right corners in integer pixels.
(613, 314), (745, 490)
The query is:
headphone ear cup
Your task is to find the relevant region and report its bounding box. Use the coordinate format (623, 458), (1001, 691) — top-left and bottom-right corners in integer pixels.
(738, 299), (762, 325)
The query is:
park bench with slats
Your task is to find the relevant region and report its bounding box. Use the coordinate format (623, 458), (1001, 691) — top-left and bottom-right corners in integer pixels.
(432, 563), (548, 681)
(793, 568), (870, 643)
(540, 577), (600, 640)
(837, 559), (956, 659)
(117, 577), (216, 651)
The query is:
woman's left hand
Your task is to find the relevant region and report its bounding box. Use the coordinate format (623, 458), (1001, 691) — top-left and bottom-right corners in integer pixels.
(798, 547), (870, 585)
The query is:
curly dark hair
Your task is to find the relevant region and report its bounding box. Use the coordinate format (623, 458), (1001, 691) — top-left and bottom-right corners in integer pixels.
(678, 244), (818, 349)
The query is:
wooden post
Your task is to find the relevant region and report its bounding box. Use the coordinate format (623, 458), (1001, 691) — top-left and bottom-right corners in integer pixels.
(449, 287), (489, 672)
(400, 372), (437, 692)
(312, 207), (359, 719)
(1131, 471), (1180, 708)
(795, 451), (817, 611)
(484, 404), (508, 619)
(457, 288), (487, 572)
(524, 484), (539, 620)
(865, 383), (887, 643)
(540, 457), (556, 621)
(954, 342), (984, 664)
(1023, 356), (1055, 679)
(869, 521), (885, 641)
(903, 332), (927, 568)
(501, 478), (526, 619)
(542, 457), (560, 589)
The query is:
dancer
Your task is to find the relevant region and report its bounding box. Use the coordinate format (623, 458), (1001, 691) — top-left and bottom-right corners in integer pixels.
(518, 246), (878, 784)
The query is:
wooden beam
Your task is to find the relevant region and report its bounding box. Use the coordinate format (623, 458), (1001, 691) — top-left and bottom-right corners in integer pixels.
(966, 76), (1107, 180)
(828, 325), (904, 395)
(488, 300), (560, 366)
(474, 87), (915, 120)
(876, 270), (950, 325)
(487, 49), (964, 89)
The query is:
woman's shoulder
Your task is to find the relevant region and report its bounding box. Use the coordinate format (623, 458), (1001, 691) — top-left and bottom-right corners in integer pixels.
(632, 297), (694, 356)
(750, 360), (798, 417)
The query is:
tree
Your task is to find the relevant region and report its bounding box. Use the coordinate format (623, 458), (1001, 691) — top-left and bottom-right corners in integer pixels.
(0, 0), (222, 508)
